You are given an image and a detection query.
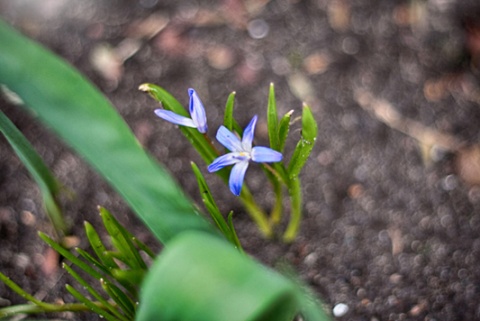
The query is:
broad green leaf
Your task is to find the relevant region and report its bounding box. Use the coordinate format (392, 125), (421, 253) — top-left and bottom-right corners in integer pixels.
(137, 232), (299, 321)
(287, 104), (317, 179)
(0, 110), (67, 237)
(0, 19), (217, 244)
(267, 83), (279, 150)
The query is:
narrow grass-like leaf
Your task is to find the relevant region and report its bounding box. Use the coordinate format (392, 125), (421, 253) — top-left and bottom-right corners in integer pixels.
(84, 221), (119, 270)
(39, 232), (103, 280)
(287, 104), (318, 179)
(99, 207), (147, 270)
(191, 162), (230, 236)
(62, 263), (129, 321)
(267, 83), (279, 150)
(227, 211), (243, 253)
(111, 269), (145, 289)
(278, 110), (294, 153)
(223, 91), (243, 134)
(131, 237), (156, 259)
(75, 248), (112, 276)
(0, 110), (67, 238)
(65, 284), (119, 321)
(101, 279), (136, 319)
(0, 272), (47, 308)
(223, 91), (236, 131)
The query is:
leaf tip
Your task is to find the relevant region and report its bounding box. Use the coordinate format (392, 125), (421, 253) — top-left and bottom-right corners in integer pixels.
(138, 83), (151, 92)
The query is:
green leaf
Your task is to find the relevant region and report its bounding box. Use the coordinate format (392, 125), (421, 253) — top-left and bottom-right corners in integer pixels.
(0, 110), (67, 237)
(111, 269), (146, 289)
(0, 19), (217, 245)
(62, 263), (129, 321)
(227, 211), (243, 252)
(278, 110), (294, 153)
(101, 279), (136, 319)
(287, 104), (317, 179)
(191, 162), (230, 236)
(223, 91), (236, 131)
(136, 232), (299, 321)
(99, 207), (147, 270)
(75, 248), (111, 276)
(267, 83), (279, 150)
(65, 284), (119, 321)
(39, 232), (103, 280)
(84, 221), (119, 270)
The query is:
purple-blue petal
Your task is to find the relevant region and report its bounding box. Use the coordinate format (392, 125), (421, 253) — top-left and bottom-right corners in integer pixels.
(207, 153), (241, 172)
(241, 115), (257, 151)
(216, 126), (243, 152)
(188, 88), (208, 133)
(229, 161), (249, 196)
(251, 146), (283, 163)
(154, 109), (196, 128)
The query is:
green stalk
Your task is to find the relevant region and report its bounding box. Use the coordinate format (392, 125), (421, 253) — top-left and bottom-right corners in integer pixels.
(283, 177), (302, 242)
(239, 188), (272, 237)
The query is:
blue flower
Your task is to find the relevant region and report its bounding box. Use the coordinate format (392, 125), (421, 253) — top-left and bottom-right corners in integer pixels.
(154, 88), (208, 133)
(208, 115), (283, 196)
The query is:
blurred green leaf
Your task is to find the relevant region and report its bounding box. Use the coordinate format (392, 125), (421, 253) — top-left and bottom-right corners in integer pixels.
(287, 104), (317, 179)
(0, 110), (67, 238)
(136, 232), (299, 321)
(0, 19), (217, 244)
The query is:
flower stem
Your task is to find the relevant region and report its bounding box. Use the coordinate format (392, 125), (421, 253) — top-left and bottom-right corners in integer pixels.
(283, 176), (302, 242)
(240, 187), (273, 238)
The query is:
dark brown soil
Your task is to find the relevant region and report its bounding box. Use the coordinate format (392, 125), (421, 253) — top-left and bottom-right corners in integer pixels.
(2, 1), (480, 320)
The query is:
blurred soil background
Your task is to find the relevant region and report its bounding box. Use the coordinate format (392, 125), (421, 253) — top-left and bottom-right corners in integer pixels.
(1, 0), (480, 320)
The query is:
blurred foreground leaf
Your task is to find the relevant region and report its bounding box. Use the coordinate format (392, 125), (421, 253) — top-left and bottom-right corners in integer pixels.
(0, 19), (216, 244)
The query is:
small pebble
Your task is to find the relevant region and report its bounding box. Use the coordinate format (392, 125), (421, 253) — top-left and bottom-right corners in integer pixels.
(333, 303), (349, 317)
(247, 19), (269, 39)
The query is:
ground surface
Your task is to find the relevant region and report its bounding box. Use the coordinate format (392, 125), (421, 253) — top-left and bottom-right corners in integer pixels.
(1, 0), (480, 320)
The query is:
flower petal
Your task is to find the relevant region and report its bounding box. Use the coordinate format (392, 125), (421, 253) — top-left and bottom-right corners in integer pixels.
(207, 153), (241, 172)
(229, 161), (249, 196)
(251, 146), (283, 163)
(188, 88), (208, 133)
(241, 115), (257, 151)
(154, 109), (196, 128)
(216, 126), (243, 152)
